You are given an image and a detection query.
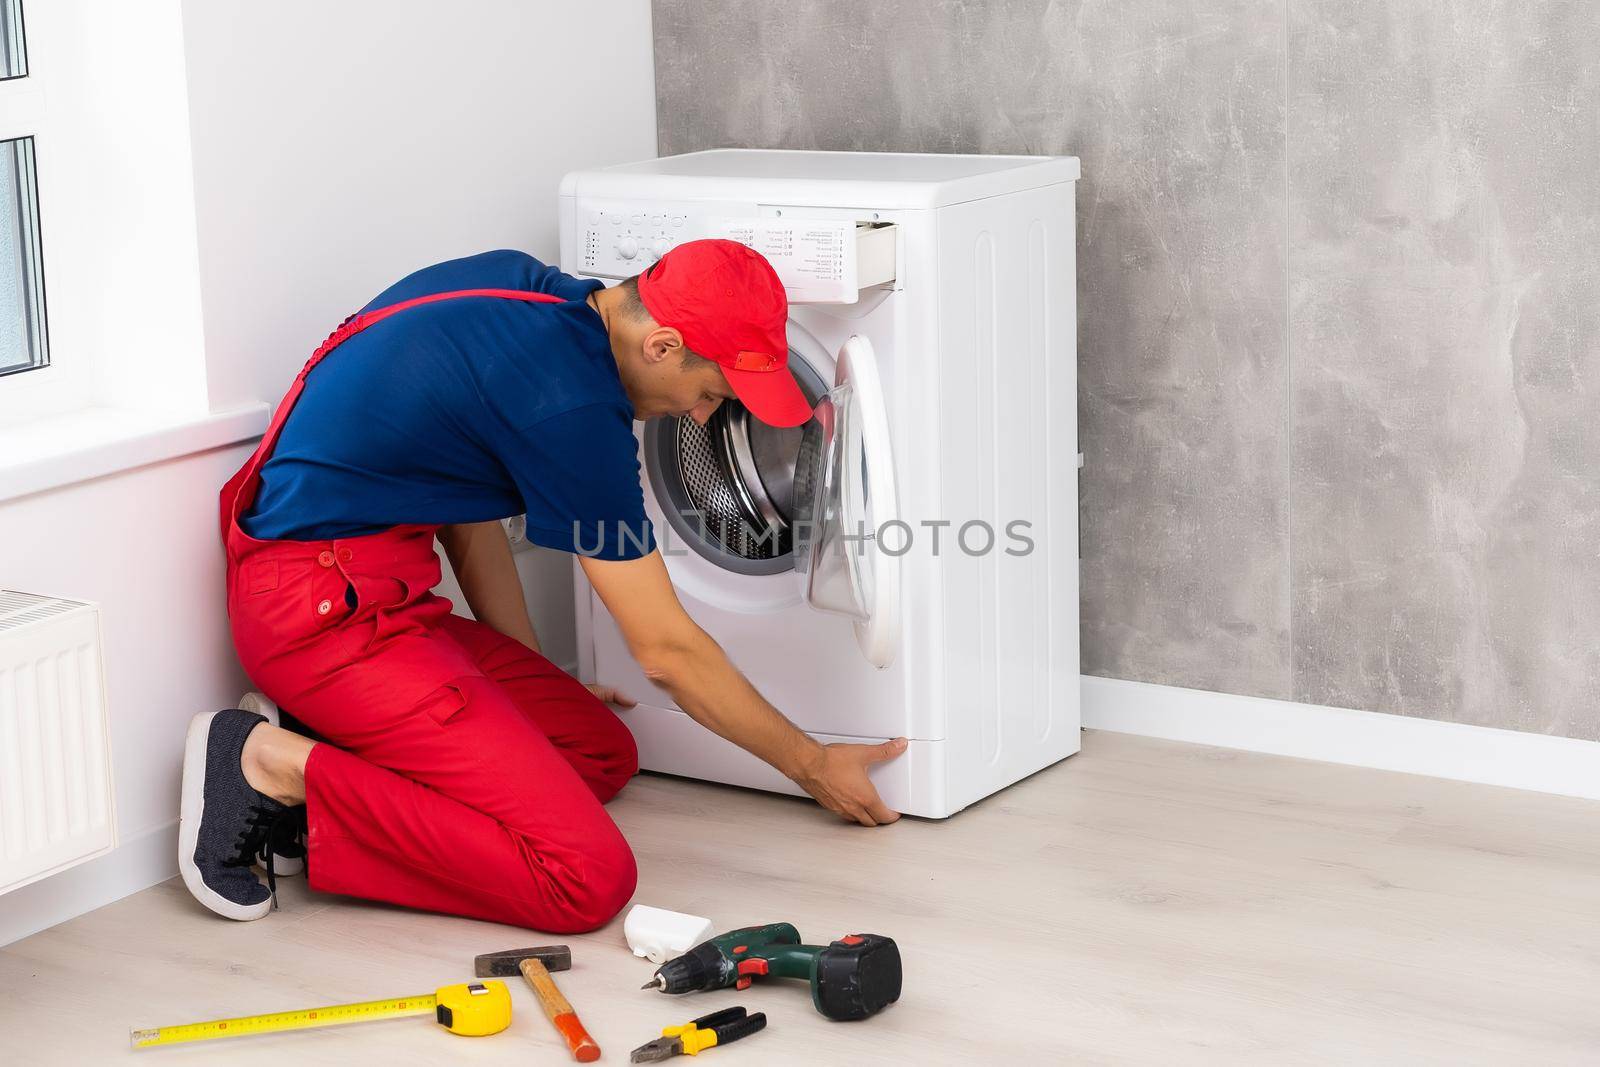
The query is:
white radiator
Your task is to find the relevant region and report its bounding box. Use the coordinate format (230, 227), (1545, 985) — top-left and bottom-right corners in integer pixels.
(0, 591), (116, 894)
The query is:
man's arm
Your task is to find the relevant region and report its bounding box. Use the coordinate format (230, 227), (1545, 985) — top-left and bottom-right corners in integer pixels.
(580, 550), (906, 826)
(437, 520), (541, 652)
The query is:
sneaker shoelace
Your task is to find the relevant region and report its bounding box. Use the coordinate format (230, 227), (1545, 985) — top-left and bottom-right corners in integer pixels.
(259, 806), (309, 876)
(225, 804), (299, 909)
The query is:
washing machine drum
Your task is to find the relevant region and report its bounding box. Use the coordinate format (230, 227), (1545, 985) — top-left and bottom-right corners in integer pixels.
(645, 356), (828, 575)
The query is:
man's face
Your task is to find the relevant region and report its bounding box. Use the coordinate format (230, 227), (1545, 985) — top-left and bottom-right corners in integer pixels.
(660, 355), (736, 426)
(628, 345), (737, 425)
(613, 312), (740, 424)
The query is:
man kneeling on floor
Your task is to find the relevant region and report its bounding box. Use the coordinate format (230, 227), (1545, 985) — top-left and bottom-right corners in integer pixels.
(180, 240), (906, 933)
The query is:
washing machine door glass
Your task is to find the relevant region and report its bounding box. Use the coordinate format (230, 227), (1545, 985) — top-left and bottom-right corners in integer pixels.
(794, 335), (901, 668)
(643, 346), (829, 576)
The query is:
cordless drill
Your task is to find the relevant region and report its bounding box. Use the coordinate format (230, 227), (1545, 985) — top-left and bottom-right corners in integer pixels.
(640, 923), (901, 1022)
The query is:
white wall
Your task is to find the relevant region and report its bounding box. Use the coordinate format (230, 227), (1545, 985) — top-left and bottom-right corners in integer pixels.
(1, 0), (656, 944)
(181, 0), (659, 407)
(180, 0), (659, 668)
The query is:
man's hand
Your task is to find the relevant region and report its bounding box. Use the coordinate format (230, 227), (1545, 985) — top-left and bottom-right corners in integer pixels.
(791, 738), (908, 826)
(584, 683), (636, 708)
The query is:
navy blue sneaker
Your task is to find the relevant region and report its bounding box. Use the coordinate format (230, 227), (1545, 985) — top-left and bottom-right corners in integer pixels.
(238, 692), (306, 877)
(178, 709), (294, 920)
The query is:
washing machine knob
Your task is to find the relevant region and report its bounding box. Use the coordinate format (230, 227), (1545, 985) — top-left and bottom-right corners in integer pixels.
(652, 238), (672, 258)
(616, 236), (639, 260)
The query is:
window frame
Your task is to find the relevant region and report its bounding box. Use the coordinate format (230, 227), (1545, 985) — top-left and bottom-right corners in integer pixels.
(0, 2), (63, 413)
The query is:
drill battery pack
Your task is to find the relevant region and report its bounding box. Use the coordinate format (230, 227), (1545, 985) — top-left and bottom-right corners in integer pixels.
(815, 934), (902, 1021)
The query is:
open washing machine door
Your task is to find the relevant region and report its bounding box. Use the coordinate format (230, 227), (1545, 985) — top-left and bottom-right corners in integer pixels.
(642, 330), (900, 668)
(793, 335), (901, 668)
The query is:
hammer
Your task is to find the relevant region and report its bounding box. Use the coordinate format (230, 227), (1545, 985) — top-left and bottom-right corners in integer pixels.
(475, 946), (599, 1062)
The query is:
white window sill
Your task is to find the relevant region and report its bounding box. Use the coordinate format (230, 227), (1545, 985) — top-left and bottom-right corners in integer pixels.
(0, 403), (271, 504)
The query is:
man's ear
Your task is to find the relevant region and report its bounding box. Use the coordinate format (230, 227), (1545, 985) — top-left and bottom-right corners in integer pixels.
(641, 325), (685, 365)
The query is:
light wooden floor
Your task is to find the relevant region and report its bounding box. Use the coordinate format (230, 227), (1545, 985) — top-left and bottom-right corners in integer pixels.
(4, 730), (1600, 1065)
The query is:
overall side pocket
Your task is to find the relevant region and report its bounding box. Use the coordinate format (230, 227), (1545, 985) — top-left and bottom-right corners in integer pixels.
(417, 681), (467, 727)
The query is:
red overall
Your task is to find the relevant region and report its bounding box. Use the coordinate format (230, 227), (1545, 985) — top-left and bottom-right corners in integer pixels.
(220, 289), (638, 933)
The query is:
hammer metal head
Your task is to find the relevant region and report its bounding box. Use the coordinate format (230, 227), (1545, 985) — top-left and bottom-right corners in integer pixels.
(474, 945), (573, 977)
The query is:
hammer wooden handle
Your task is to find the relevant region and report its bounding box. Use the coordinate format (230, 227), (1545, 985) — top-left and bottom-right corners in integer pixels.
(518, 957), (600, 1063)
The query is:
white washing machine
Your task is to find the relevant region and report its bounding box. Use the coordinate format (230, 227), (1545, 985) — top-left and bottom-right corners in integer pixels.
(559, 149), (1081, 818)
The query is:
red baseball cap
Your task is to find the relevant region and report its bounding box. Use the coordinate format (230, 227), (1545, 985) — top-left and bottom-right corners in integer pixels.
(635, 239), (813, 428)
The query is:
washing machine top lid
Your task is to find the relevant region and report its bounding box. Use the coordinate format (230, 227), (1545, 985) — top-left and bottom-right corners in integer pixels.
(560, 149), (1080, 209)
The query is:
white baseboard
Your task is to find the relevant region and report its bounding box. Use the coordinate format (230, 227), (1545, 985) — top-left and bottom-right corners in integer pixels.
(0, 820), (177, 947)
(1082, 675), (1600, 801)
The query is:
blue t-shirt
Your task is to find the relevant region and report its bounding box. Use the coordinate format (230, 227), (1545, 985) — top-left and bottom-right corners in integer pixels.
(241, 250), (655, 560)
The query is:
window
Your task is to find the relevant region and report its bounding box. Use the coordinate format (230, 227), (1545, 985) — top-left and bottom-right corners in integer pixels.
(0, 0), (25, 80)
(0, 0), (45, 380)
(0, 135), (45, 376)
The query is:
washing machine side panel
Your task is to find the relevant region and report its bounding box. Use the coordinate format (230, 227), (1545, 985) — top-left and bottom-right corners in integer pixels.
(1044, 185), (1084, 783)
(933, 181), (1082, 812)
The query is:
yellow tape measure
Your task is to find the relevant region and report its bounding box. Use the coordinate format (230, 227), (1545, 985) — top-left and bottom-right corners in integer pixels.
(130, 980), (512, 1048)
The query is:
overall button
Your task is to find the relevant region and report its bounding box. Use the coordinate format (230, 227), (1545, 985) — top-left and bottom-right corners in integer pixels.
(337, 548), (353, 563)
(317, 550), (335, 568)
(316, 599), (333, 616)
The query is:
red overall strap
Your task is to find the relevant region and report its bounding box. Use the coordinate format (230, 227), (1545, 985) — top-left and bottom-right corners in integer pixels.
(307, 288), (568, 363)
(224, 288), (568, 534)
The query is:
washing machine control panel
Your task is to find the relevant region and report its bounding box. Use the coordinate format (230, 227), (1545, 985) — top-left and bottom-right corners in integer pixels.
(575, 199), (875, 303)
